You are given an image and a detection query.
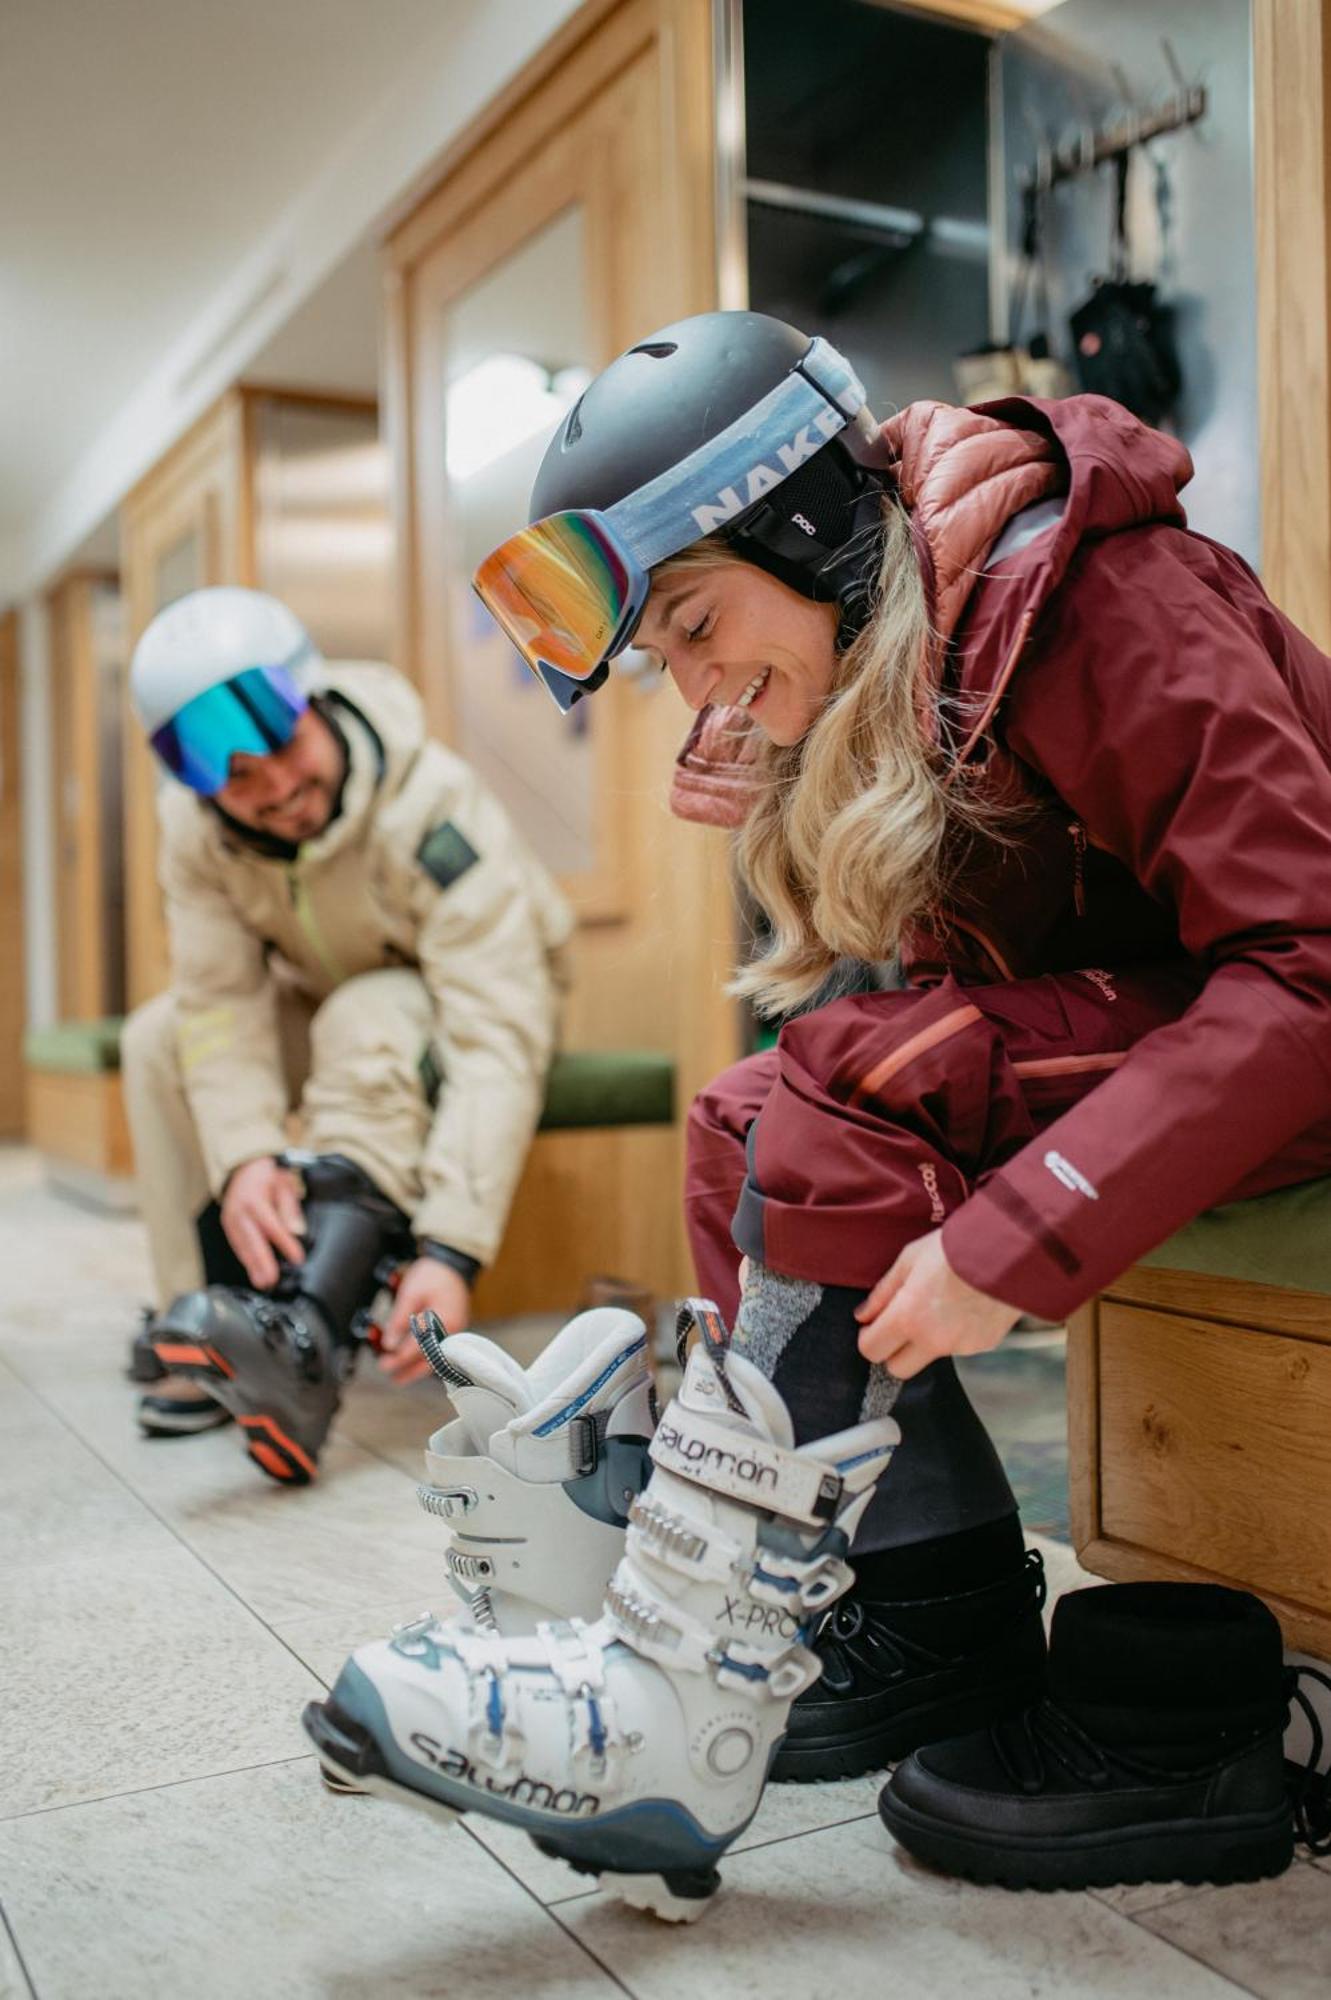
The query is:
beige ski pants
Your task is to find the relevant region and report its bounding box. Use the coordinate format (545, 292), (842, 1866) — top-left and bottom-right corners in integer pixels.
(121, 970), (436, 1306)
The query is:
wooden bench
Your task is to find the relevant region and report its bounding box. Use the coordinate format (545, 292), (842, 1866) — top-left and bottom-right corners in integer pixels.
(24, 1020), (681, 1308)
(1068, 1179), (1331, 1658)
(25, 1020), (135, 1207)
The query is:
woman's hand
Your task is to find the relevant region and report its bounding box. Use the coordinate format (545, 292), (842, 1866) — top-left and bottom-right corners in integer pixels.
(855, 1228), (1022, 1379)
(378, 1259), (472, 1383)
(221, 1156), (306, 1289)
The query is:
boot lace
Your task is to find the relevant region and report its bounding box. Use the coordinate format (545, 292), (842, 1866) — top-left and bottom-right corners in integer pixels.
(816, 1548), (1046, 1696)
(1287, 1664), (1331, 1856)
(992, 1660), (1331, 1847)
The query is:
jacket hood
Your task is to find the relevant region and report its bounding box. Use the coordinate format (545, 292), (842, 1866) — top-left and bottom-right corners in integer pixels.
(298, 662), (425, 863)
(317, 662), (424, 787)
(940, 395), (1192, 761)
(669, 394), (1194, 821)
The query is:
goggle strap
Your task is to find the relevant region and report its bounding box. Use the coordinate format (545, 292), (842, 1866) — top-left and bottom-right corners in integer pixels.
(604, 337), (865, 571)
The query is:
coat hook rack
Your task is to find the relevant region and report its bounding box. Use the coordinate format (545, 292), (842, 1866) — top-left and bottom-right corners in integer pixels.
(1018, 41), (1207, 198)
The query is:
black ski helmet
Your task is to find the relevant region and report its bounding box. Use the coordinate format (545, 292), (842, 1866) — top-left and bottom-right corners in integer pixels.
(475, 311), (889, 710)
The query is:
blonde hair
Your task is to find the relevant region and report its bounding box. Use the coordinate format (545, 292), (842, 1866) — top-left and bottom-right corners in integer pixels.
(656, 501), (1010, 1017)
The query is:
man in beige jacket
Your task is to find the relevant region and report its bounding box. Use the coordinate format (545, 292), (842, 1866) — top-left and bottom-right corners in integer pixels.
(125, 586), (572, 1484)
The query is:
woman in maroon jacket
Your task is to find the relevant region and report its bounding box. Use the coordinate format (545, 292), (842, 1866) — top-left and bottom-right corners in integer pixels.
(473, 311), (1331, 1845)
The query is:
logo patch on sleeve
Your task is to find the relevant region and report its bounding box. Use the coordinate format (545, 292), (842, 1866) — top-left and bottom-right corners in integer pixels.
(417, 821), (480, 890)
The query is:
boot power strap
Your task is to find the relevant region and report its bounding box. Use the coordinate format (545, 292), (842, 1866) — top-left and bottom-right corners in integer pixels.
(650, 1403), (843, 1525)
(628, 1495), (851, 1612)
(605, 1575), (820, 1700)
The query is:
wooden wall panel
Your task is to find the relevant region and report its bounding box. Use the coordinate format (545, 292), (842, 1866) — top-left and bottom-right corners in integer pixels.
(1253, 0), (1331, 646)
(47, 570), (123, 1020)
(385, 0), (738, 1292)
(0, 611), (26, 1136)
(120, 393), (249, 1009)
(118, 388), (389, 1010)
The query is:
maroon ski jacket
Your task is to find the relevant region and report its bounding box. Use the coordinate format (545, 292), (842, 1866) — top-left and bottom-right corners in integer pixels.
(675, 394), (1331, 1317)
(934, 394), (1331, 1313)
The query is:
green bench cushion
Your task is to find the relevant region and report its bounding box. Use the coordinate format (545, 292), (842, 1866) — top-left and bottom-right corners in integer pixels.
(540, 1049), (674, 1130)
(25, 1020), (674, 1130)
(24, 1019), (124, 1074)
(1139, 1177), (1331, 1297)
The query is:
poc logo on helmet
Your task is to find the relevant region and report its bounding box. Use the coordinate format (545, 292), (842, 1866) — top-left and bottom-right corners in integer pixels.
(690, 407), (846, 534)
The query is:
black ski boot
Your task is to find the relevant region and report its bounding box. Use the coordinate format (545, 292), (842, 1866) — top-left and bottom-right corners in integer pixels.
(772, 1516), (1047, 1780)
(129, 1308), (167, 1384)
(132, 1196), (251, 1429)
(879, 1581), (1300, 1890)
(133, 1304), (236, 1437)
(151, 1154), (412, 1484)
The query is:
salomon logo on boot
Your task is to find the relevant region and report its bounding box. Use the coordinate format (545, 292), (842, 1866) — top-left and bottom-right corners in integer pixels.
(303, 1308), (899, 1921)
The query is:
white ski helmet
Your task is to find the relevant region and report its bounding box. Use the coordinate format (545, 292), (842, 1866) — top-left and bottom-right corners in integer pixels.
(130, 586), (321, 795)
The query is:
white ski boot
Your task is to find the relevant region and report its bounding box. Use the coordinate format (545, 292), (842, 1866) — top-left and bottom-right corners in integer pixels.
(322, 1303), (654, 1795)
(303, 1302), (899, 1920)
(411, 1303), (657, 1630)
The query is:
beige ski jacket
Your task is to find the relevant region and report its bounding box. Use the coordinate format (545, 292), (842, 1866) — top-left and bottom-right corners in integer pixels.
(157, 662), (573, 1263)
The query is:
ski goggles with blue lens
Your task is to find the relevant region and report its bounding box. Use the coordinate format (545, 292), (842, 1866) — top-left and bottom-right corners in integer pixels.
(472, 337), (868, 711)
(150, 660), (310, 795)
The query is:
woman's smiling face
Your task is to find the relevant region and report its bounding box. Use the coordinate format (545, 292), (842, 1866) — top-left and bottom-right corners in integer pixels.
(634, 558), (840, 747)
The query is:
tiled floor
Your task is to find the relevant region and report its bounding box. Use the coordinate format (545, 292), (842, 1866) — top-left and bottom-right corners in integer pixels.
(2, 1143), (1329, 2000)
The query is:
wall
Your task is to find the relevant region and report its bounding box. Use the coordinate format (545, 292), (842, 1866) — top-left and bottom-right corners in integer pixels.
(11, 0), (584, 603)
(1001, 0), (1257, 563)
(742, 0), (993, 415)
(19, 598), (56, 1030)
(11, 0), (586, 1030)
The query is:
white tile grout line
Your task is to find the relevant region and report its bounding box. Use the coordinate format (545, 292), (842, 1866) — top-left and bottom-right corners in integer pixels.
(0, 1344), (343, 1685)
(0, 1342), (638, 1992)
(0, 1755), (317, 1827)
(0, 1898), (38, 2000)
(536, 1807), (885, 1908)
(543, 1815), (1271, 1999)
(0, 1339), (1304, 1997)
(450, 1824), (638, 1998)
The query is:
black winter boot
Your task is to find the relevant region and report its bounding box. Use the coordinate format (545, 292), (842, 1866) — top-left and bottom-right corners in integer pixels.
(151, 1154), (413, 1484)
(772, 1516), (1048, 1781)
(879, 1581), (1298, 1889)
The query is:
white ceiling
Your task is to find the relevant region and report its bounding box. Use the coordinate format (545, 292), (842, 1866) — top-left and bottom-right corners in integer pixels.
(0, 0), (1066, 602)
(0, 0), (580, 599)
(0, 0), (442, 525)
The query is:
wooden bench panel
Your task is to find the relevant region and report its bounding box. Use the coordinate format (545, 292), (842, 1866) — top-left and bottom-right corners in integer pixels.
(26, 1068), (133, 1179)
(1069, 1275), (1331, 1659)
(472, 1122), (687, 1319)
(1097, 1302), (1331, 1614)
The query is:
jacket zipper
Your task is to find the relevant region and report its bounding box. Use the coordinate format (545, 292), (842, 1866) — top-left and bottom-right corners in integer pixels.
(949, 915), (1015, 981)
(1068, 821), (1087, 917)
(287, 863), (345, 984)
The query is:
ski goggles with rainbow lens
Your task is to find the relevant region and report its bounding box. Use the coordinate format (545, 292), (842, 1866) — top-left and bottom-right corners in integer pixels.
(472, 336), (869, 712)
(150, 659), (310, 795)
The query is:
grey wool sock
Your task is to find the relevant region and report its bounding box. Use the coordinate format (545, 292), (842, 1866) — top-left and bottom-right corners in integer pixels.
(734, 1260), (903, 1428)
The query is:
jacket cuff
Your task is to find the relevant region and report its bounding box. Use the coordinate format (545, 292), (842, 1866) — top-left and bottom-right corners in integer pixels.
(409, 1194), (495, 1268)
(417, 1238), (482, 1288)
(207, 1131), (290, 1201)
(941, 1186), (1088, 1324)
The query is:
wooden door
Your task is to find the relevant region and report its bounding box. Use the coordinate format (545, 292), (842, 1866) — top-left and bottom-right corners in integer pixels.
(386, 0), (739, 1289)
(0, 611), (27, 1135)
(119, 395), (250, 1008)
(48, 570), (125, 1020)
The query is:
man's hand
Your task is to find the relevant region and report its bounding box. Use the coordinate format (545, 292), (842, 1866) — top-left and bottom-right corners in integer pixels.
(379, 1259), (472, 1383)
(221, 1156), (306, 1290)
(855, 1228), (1022, 1380)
